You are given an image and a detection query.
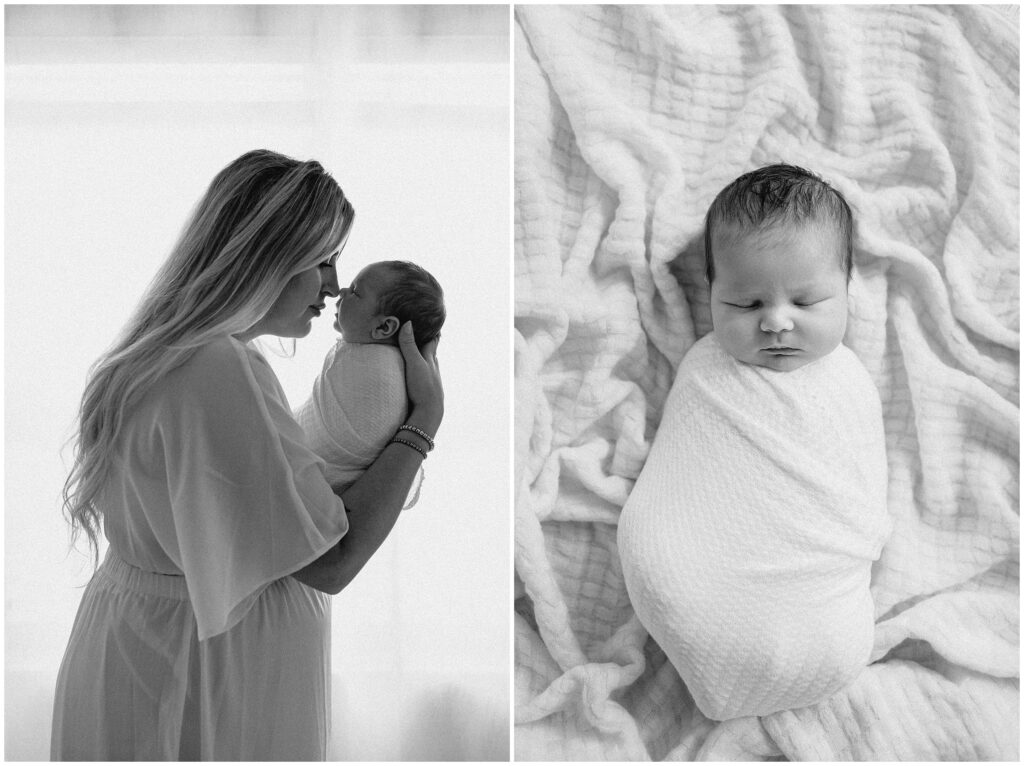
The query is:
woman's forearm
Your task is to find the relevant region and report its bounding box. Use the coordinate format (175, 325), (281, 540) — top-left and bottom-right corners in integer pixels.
(291, 407), (439, 594)
(340, 405), (440, 513)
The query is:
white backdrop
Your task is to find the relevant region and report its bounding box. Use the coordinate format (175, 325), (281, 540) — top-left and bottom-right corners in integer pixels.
(4, 5), (510, 760)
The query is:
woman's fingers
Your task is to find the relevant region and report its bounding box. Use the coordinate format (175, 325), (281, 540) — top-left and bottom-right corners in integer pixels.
(398, 322), (444, 415)
(399, 322), (440, 365)
(421, 336), (440, 365)
(397, 322), (424, 361)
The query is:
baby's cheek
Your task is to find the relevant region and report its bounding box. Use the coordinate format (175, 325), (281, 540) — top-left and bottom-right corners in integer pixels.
(814, 306), (848, 356)
(714, 315), (752, 359)
(709, 305), (731, 341)
(827, 304), (850, 342)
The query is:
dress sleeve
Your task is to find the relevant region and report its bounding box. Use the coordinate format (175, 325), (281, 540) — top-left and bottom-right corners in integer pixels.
(156, 338), (348, 640)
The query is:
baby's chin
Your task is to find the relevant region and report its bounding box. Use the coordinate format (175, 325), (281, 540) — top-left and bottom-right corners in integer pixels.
(750, 353), (815, 372)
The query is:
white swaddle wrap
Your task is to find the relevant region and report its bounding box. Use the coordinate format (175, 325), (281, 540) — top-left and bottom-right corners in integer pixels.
(295, 340), (421, 508)
(618, 332), (890, 721)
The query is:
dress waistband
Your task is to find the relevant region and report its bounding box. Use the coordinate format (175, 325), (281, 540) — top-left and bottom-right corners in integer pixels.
(96, 549), (190, 602)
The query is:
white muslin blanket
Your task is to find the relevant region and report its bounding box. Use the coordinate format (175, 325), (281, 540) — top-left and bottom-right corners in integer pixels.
(618, 333), (890, 721)
(295, 340), (421, 507)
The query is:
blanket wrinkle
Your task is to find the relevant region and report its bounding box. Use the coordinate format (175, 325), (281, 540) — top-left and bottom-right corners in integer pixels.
(515, 511), (585, 673)
(514, 3), (1018, 760)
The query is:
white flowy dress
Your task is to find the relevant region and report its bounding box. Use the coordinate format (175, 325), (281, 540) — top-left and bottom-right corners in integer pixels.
(51, 336), (349, 761)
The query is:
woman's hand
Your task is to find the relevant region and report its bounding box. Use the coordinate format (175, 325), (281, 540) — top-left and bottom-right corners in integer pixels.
(398, 322), (443, 435)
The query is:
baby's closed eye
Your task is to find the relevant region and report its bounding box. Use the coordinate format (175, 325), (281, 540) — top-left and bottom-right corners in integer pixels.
(793, 295), (832, 307)
(722, 297), (831, 310)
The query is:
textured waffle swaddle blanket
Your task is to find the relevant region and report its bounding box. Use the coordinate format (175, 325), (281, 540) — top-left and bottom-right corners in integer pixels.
(618, 333), (890, 720)
(295, 340), (420, 506)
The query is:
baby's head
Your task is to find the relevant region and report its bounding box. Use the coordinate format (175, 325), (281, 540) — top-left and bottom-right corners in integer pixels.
(334, 260), (445, 347)
(704, 164), (853, 372)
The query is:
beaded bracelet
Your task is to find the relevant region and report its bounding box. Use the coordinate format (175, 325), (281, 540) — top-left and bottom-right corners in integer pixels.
(398, 424), (435, 451)
(390, 437), (428, 460)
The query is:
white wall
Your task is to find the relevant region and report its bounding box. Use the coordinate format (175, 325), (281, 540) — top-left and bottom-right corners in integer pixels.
(4, 5), (510, 760)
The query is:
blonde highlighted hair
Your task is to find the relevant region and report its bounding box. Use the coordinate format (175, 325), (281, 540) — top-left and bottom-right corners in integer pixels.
(62, 149), (354, 561)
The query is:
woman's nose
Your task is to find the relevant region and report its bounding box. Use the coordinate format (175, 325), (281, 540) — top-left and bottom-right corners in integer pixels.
(760, 306), (794, 333)
(321, 268), (340, 297)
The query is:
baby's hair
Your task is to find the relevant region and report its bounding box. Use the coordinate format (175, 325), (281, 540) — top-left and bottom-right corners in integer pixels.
(703, 164), (853, 283)
(375, 261), (446, 346)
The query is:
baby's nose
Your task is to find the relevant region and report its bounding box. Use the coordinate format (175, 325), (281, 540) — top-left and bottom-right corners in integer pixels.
(760, 307), (794, 333)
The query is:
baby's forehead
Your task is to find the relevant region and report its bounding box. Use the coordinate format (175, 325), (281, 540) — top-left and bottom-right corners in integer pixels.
(358, 262), (397, 286)
(716, 216), (837, 244)
(715, 219), (844, 262)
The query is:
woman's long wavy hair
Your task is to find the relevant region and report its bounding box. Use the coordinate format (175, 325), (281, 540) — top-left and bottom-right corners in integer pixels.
(62, 149), (355, 562)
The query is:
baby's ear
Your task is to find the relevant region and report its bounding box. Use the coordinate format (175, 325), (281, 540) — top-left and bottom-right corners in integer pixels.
(371, 316), (401, 340)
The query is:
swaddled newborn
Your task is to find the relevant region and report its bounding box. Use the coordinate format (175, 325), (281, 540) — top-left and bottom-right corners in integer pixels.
(295, 260), (445, 505)
(297, 339), (412, 494)
(618, 166), (890, 720)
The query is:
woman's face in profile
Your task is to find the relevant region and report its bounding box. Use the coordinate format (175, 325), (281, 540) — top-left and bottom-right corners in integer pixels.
(254, 254), (341, 339)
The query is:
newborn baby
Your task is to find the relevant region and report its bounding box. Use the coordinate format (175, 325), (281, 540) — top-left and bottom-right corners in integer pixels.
(618, 165), (890, 720)
(295, 260), (445, 504)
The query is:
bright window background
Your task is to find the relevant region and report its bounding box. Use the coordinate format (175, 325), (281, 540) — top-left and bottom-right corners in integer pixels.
(5, 5), (509, 760)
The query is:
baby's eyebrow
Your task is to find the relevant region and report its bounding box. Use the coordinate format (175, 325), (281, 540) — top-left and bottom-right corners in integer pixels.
(791, 281), (832, 293)
(717, 284), (761, 296)
(718, 281), (831, 297)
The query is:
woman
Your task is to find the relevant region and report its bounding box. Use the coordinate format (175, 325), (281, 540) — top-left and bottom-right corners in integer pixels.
(51, 149), (443, 760)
